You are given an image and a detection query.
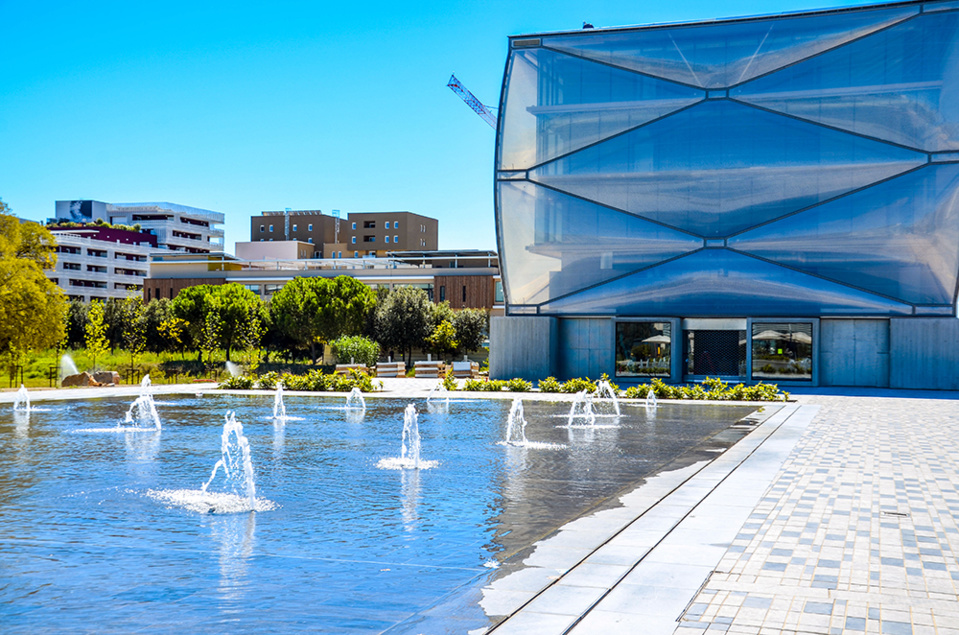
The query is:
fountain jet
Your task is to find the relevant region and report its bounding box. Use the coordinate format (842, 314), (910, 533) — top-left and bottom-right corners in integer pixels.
(202, 411), (257, 510)
(123, 375), (161, 430)
(13, 384), (30, 413)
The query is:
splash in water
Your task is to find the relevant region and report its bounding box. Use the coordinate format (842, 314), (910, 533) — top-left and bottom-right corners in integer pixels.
(13, 384), (30, 413)
(566, 390), (597, 427)
(123, 375), (161, 430)
(645, 388), (658, 410)
(148, 411), (273, 514)
(593, 380), (621, 416)
(272, 383), (287, 421)
(377, 404), (437, 470)
(499, 398), (565, 449)
(345, 387), (366, 410)
(426, 382), (449, 413)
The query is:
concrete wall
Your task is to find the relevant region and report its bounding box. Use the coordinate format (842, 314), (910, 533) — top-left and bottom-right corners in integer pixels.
(489, 316), (557, 381)
(820, 319), (890, 387)
(890, 318), (959, 390)
(557, 318), (614, 380)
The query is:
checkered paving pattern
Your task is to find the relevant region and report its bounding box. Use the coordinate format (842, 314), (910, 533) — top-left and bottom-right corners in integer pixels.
(676, 395), (959, 635)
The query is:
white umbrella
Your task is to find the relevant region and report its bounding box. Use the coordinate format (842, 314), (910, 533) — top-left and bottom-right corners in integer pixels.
(641, 334), (671, 344)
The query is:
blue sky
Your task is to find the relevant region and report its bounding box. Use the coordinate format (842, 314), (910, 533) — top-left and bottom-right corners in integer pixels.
(1, 0), (871, 252)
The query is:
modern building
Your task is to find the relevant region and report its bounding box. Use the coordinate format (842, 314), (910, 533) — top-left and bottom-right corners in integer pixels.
(490, 0), (959, 389)
(46, 200), (225, 302)
(47, 225), (156, 302)
(55, 200), (225, 254)
(143, 250), (503, 313)
(250, 210), (438, 258)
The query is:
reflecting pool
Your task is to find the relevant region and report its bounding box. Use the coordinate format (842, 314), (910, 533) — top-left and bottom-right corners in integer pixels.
(0, 394), (759, 633)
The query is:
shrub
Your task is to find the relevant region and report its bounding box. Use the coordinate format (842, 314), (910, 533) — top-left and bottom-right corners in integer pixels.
(623, 384), (652, 399)
(538, 376), (562, 392)
(619, 377), (786, 401)
(463, 378), (506, 392)
(330, 335), (380, 367)
(463, 378), (485, 392)
(506, 378), (532, 392)
(560, 377), (596, 393)
(483, 379), (507, 392)
(442, 370), (458, 391)
(256, 371), (279, 390)
(220, 374), (255, 389)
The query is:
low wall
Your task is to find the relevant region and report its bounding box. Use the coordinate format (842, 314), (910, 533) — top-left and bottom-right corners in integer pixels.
(489, 316), (557, 381)
(890, 318), (959, 390)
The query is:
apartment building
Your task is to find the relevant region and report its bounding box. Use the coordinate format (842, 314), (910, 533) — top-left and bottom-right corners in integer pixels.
(47, 225), (156, 302)
(250, 210), (438, 258)
(47, 200), (225, 302)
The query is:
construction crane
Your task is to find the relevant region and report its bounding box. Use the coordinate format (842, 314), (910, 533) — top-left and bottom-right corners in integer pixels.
(447, 74), (497, 129)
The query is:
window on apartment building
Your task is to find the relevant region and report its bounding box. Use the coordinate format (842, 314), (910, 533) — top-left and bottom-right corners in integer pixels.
(260, 225), (264, 232)
(354, 251), (359, 258)
(364, 221), (375, 228)
(352, 222), (357, 230)
(351, 236), (356, 244)
(439, 286), (446, 302)
(308, 224), (313, 231)
(63, 262), (81, 270)
(394, 222), (399, 230)
(308, 237), (313, 243)
(384, 221), (390, 229)
(338, 251), (342, 258)
(364, 235), (375, 242)
(269, 224), (274, 232)
(394, 235), (398, 243)
(293, 224), (298, 231)
(385, 236), (390, 243)
(463, 285), (467, 302)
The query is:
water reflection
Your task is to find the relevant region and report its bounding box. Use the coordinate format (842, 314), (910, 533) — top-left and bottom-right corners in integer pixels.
(209, 512), (256, 603)
(401, 468), (421, 531)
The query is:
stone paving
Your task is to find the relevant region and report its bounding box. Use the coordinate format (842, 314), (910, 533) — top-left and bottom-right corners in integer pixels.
(675, 394), (959, 635)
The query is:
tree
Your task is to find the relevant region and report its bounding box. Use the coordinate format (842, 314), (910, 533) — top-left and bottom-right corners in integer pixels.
(85, 300), (109, 371)
(121, 294), (147, 372)
(425, 320), (458, 361)
(453, 308), (488, 355)
(170, 283), (263, 361)
(270, 276), (376, 362)
(65, 299), (89, 349)
(0, 205), (67, 375)
(103, 298), (125, 353)
(158, 316), (187, 359)
(143, 298), (173, 353)
(374, 286), (433, 365)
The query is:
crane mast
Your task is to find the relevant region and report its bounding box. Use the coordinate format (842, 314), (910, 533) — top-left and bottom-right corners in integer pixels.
(447, 74), (497, 129)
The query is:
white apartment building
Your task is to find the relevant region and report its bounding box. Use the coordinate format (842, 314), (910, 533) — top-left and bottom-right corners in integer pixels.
(47, 200), (226, 302)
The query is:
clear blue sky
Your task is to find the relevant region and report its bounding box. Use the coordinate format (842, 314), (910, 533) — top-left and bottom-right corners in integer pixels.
(1, 0), (872, 253)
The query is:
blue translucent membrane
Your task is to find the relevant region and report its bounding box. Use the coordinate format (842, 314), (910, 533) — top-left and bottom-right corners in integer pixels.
(499, 48), (702, 170)
(540, 250), (914, 316)
(498, 180), (702, 305)
(540, 6), (915, 89)
(730, 164), (959, 305)
(734, 11), (959, 151)
(529, 101), (925, 237)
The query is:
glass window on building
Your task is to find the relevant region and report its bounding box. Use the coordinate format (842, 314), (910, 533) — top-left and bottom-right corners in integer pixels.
(293, 224), (297, 231)
(394, 235), (398, 243)
(385, 236), (390, 243)
(308, 224), (313, 231)
(259, 225), (264, 232)
(615, 322), (671, 378)
(269, 224), (274, 232)
(351, 236), (356, 244)
(264, 284), (283, 295)
(685, 330), (746, 378)
(385, 221), (390, 229)
(243, 284), (261, 294)
(494, 280), (504, 303)
(751, 322), (813, 381)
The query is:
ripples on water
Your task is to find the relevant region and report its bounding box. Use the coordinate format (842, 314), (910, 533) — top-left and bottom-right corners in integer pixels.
(0, 394), (758, 633)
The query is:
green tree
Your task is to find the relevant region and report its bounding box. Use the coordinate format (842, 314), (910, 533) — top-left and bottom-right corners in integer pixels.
(158, 316), (187, 359)
(65, 299), (89, 349)
(85, 300), (109, 371)
(121, 294), (147, 372)
(143, 298), (173, 353)
(103, 298), (125, 353)
(374, 286), (432, 366)
(200, 300), (222, 370)
(453, 308), (488, 355)
(170, 283), (263, 361)
(425, 319), (458, 361)
(0, 206), (67, 375)
(270, 276), (376, 362)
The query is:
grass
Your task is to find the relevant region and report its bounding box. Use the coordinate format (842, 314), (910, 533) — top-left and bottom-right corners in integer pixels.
(5, 348), (267, 390)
